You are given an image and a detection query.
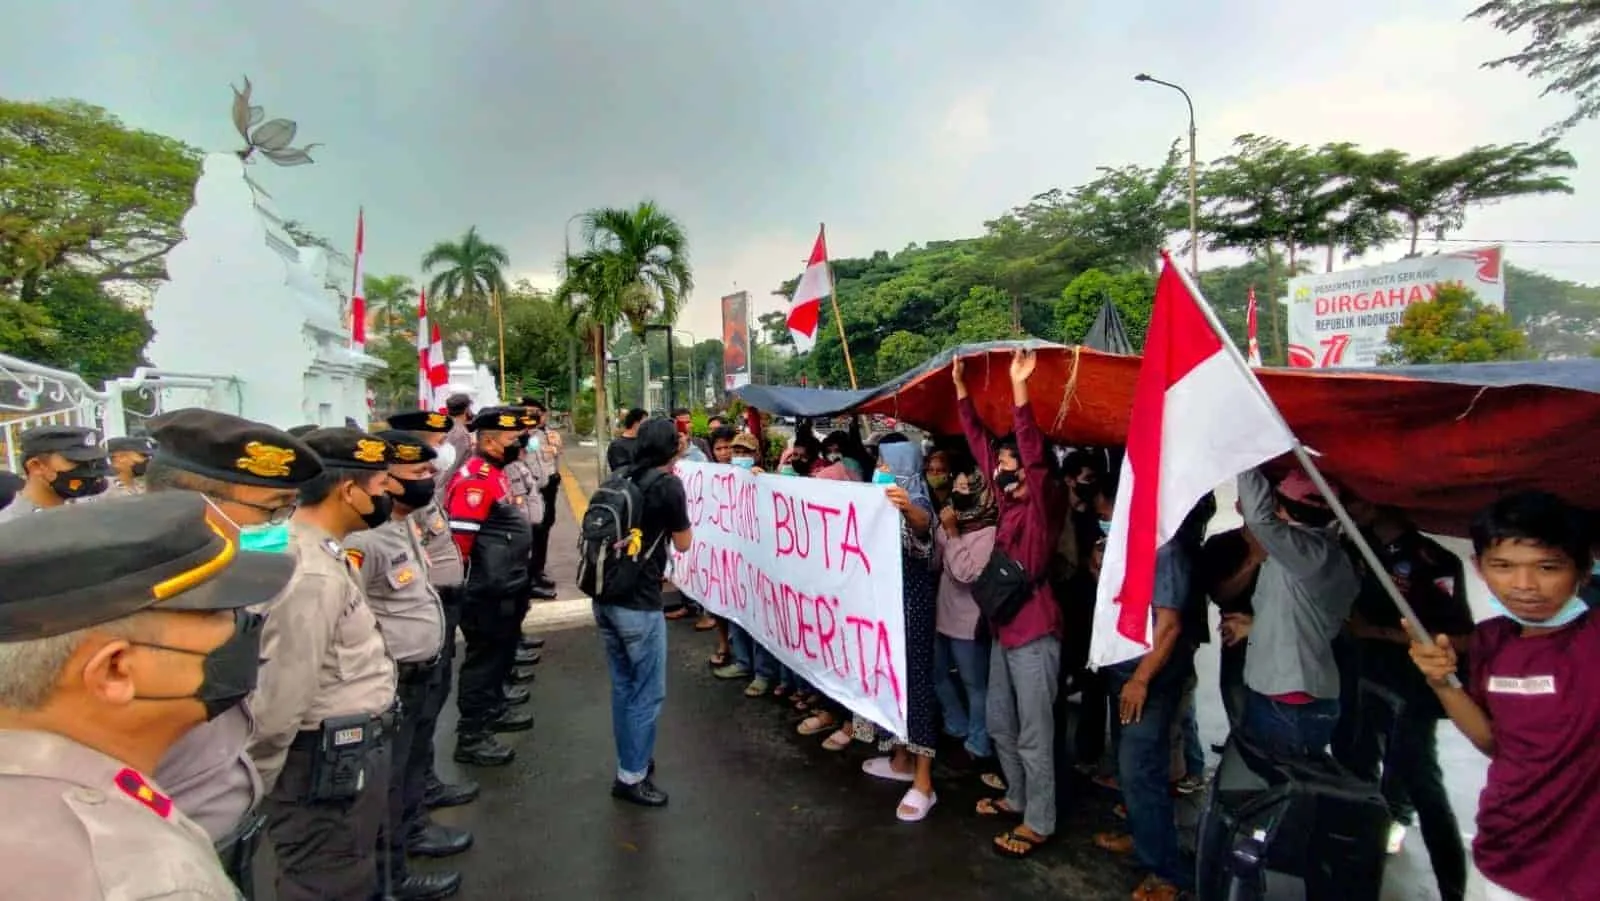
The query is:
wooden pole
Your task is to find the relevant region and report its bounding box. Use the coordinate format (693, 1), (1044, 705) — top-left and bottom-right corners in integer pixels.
(821, 223), (858, 390)
(493, 287), (508, 394)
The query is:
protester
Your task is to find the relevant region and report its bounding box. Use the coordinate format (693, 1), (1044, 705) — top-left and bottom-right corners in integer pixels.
(1199, 509), (1263, 734)
(607, 409), (647, 473)
(1408, 491), (1598, 901)
(955, 348), (1064, 860)
(933, 470), (998, 768)
(594, 419), (692, 807)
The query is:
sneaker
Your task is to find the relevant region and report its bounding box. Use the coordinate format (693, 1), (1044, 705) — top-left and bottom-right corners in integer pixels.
(1173, 773), (1206, 795)
(743, 677), (770, 698)
(1386, 821), (1407, 855)
(712, 663), (751, 680)
(611, 777), (669, 808)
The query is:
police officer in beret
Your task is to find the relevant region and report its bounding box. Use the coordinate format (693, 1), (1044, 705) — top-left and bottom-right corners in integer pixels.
(0, 491), (293, 900)
(145, 409), (323, 899)
(445, 407), (535, 767)
(442, 395), (473, 474)
(251, 427), (399, 901)
(344, 431), (468, 901)
(104, 436), (156, 498)
(286, 425), (320, 439)
(507, 407), (557, 606)
(521, 397), (564, 595)
(0, 425), (109, 522)
(379, 411), (482, 810)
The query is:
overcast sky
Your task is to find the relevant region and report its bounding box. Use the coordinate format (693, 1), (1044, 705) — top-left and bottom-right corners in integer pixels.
(4, 1), (1595, 341)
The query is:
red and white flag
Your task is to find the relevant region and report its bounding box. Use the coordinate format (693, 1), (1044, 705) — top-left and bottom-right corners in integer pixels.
(787, 225), (831, 352)
(427, 322), (448, 409)
(1246, 285), (1262, 367)
(1089, 255), (1295, 668)
(349, 208), (367, 352)
(415, 289), (432, 409)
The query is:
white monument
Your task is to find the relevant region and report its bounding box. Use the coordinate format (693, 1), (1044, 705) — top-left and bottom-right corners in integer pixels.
(442, 346), (502, 408)
(147, 80), (383, 430)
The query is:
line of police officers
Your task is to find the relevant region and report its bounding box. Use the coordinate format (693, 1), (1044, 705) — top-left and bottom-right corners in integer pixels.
(0, 399), (561, 901)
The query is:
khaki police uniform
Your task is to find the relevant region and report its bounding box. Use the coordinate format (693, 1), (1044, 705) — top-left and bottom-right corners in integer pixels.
(143, 410), (325, 901)
(530, 423), (563, 582)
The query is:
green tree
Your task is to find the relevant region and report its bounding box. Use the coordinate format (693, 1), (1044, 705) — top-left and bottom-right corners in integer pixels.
(951, 285), (1015, 345)
(875, 330), (938, 381)
(364, 334), (420, 413)
(757, 309), (792, 347)
(1378, 283), (1529, 364)
(1469, 1), (1600, 133)
(501, 282), (573, 400)
(420, 226), (510, 322)
(1, 273), (153, 383)
(1063, 142), (1188, 272)
(1056, 268), (1157, 349)
(0, 98), (201, 299)
(362, 273), (416, 338)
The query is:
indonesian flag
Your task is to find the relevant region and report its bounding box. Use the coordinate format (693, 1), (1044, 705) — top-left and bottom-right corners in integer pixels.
(350, 208), (366, 352)
(1246, 285), (1262, 367)
(416, 290), (431, 409)
(1089, 255), (1295, 668)
(427, 322), (448, 409)
(787, 225), (830, 352)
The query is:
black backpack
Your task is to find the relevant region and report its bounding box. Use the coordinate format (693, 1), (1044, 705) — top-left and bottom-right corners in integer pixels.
(576, 465), (665, 603)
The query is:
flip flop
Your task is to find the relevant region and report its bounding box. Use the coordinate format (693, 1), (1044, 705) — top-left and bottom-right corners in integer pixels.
(797, 714), (836, 737)
(993, 828), (1051, 860)
(975, 796), (1023, 820)
(821, 729), (853, 752)
(861, 756), (915, 783)
(896, 787), (938, 823)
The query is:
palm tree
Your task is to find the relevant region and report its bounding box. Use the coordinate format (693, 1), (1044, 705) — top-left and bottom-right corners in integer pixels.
(554, 201), (692, 449)
(362, 273), (416, 339)
(420, 226), (510, 320)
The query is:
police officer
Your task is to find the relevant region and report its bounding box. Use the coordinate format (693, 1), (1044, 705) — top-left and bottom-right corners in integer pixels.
(345, 430), (468, 901)
(505, 410), (555, 673)
(379, 411), (482, 809)
(0, 491), (292, 900)
(251, 428), (398, 901)
(441, 394), (473, 477)
(0, 425), (108, 521)
(521, 397), (563, 596)
(144, 409), (322, 899)
(446, 407), (534, 767)
(104, 436), (156, 497)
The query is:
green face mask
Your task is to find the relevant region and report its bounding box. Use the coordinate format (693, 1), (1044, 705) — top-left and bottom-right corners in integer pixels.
(238, 522), (291, 554)
(925, 473), (951, 490)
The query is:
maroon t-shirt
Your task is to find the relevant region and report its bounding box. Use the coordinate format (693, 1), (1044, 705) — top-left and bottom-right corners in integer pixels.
(1467, 611), (1600, 900)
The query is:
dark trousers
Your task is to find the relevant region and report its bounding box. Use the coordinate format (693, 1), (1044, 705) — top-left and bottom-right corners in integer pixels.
(1218, 639), (1248, 732)
(385, 662), (440, 884)
(423, 587), (462, 780)
(1109, 656), (1195, 889)
(1073, 667), (1110, 766)
(456, 597), (519, 736)
(265, 735), (390, 901)
(532, 483), (558, 576)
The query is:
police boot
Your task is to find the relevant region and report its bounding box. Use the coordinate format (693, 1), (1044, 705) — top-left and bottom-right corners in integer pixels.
(453, 733), (515, 767)
(423, 773), (481, 809)
(502, 685), (531, 706)
(515, 647), (543, 667)
(529, 584), (558, 600)
(506, 667), (536, 685)
(407, 820), (474, 858)
(519, 635), (546, 651)
(489, 708), (534, 733)
(395, 870), (462, 901)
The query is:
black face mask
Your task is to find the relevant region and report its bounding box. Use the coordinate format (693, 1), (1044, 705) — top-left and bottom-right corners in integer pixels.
(131, 459), (150, 478)
(395, 476), (435, 510)
(993, 470), (1021, 494)
(791, 457), (812, 476)
(950, 491), (978, 512)
(516, 433), (531, 449)
(52, 467), (108, 500)
(498, 442), (523, 465)
(359, 490), (394, 529)
(134, 610), (264, 721)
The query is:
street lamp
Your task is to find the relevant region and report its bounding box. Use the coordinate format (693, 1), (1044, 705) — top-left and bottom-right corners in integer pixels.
(642, 324), (697, 413)
(1135, 73), (1200, 276)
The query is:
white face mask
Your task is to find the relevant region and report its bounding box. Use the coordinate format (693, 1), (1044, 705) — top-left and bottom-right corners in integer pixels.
(434, 442), (458, 471)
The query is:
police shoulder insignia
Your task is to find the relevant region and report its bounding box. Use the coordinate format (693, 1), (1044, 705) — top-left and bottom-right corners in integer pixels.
(345, 548), (366, 569)
(354, 439), (388, 464)
(236, 442), (295, 478)
(113, 768), (172, 818)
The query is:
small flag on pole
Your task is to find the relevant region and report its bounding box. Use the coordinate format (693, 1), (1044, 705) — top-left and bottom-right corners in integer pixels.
(1246, 285), (1262, 367)
(1089, 255), (1295, 668)
(787, 227), (829, 352)
(350, 208), (366, 352)
(415, 290), (431, 409)
(427, 323), (448, 410)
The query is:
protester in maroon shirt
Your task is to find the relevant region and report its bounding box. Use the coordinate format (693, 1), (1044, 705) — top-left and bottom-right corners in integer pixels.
(1408, 491), (1597, 901)
(955, 348), (1064, 860)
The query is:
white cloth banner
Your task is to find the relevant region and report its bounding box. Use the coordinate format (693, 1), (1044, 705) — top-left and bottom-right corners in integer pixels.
(667, 461), (908, 737)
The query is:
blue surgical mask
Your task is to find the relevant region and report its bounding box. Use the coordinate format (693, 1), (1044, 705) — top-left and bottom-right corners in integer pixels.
(778, 464), (796, 477)
(732, 456), (756, 470)
(1487, 593), (1590, 629)
(238, 522), (291, 554)
(872, 469), (896, 486)
(1098, 519), (1113, 537)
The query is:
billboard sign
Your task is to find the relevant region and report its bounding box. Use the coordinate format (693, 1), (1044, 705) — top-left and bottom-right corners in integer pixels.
(722, 291), (751, 390)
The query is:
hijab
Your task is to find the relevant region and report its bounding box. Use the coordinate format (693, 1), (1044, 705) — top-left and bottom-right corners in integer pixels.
(878, 439), (930, 510)
(952, 471), (999, 533)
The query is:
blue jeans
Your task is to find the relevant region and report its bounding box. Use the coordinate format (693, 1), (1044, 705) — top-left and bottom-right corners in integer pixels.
(1180, 690), (1204, 778)
(1244, 690), (1339, 758)
(1109, 660), (1193, 889)
(934, 634), (992, 757)
(594, 603), (668, 783)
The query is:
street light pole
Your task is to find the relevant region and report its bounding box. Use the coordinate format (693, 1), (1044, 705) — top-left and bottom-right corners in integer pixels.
(1135, 73), (1199, 276)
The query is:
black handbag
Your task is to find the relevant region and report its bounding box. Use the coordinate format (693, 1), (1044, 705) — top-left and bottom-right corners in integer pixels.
(972, 547), (1037, 626)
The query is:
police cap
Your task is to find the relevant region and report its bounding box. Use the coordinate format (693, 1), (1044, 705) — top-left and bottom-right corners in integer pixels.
(19, 425), (106, 464)
(299, 428), (395, 471)
(374, 430), (437, 464)
(106, 436), (156, 455)
(467, 407), (526, 433)
(384, 410), (452, 434)
(286, 424), (319, 438)
(0, 492), (295, 641)
(149, 409), (323, 489)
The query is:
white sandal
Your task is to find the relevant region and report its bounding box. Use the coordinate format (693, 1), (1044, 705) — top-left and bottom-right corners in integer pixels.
(896, 787), (937, 822)
(861, 756), (915, 783)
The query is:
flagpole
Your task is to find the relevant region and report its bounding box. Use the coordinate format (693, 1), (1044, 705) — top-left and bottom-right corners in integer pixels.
(1165, 256), (1457, 683)
(820, 223), (859, 390)
(493, 287), (508, 395)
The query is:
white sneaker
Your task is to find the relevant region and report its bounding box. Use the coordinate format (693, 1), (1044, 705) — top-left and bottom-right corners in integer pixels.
(1386, 821), (1407, 855)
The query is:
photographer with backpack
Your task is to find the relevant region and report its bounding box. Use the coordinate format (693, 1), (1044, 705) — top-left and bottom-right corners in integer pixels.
(577, 419), (692, 808)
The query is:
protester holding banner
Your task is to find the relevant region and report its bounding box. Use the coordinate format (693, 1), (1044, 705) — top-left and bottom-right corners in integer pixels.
(955, 349), (1064, 860)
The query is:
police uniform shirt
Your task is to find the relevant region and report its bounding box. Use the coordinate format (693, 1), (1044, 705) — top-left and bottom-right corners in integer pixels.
(440, 423), (471, 488)
(101, 478), (145, 499)
(0, 494), (44, 522)
(343, 519), (447, 664)
(0, 729), (241, 901)
(413, 498), (464, 589)
(246, 522), (397, 790)
(503, 457), (544, 525)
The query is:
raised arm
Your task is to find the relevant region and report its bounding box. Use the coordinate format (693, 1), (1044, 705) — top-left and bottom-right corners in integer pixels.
(1009, 349), (1049, 487)
(953, 355), (997, 476)
(1237, 468), (1341, 582)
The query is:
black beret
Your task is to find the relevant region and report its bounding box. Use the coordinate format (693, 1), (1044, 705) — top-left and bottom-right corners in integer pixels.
(286, 424), (320, 438)
(373, 430), (437, 464)
(0, 492), (294, 641)
(20, 425), (105, 464)
(467, 407), (527, 433)
(384, 410), (452, 434)
(149, 409), (323, 488)
(299, 428), (395, 471)
(107, 436), (156, 455)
